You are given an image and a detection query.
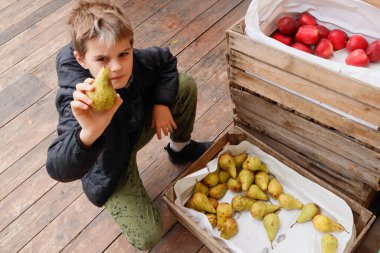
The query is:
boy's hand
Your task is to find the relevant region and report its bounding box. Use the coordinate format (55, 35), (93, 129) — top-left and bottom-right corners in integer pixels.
(71, 78), (123, 147)
(152, 104), (177, 140)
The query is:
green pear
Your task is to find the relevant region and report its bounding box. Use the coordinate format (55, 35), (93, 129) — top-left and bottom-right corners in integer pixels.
(233, 153), (247, 169)
(250, 201), (280, 220)
(321, 234), (338, 253)
(193, 181), (209, 196)
(191, 192), (216, 213)
(296, 203), (320, 224)
(227, 178), (242, 192)
(263, 213), (280, 248)
(312, 214), (345, 233)
(238, 169), (255, 192)
(202, 171), (219, 188)
(220, 217), (238, 239)
(86, 66), (116, 111)
(278, 193), (303, 210)
(255, 171), (269, 191)
(218, 170), (230, 183)
(268, 177), (283, 199)
(219, 153), (237, 179)
(206, 213), (217, 228)
(232, 195), (256, 212)
(217, 203), (234, 230)
(242, 156), (262, 172)
(209, 183), (228, 199)
(246, 184), (269, 201)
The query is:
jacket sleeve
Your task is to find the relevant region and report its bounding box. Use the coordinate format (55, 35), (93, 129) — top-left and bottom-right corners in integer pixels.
(46, 45), (104, 182)
(143, 47), (179, 107)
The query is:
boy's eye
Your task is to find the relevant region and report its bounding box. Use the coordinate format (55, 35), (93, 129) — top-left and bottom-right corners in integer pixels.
(120, 52), (129, 57)
(96, 57), (105, 62)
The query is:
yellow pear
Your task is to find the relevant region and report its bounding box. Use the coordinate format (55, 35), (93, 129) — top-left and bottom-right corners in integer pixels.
(242, 156), (262, 172)
(209, 183), (228, 199)
(233, 153), (248, 169)
(246, 184), (269, 201)
(202, 170), (219, 188)
(218, 170), (230, 183)
(86, 66), (116, 111)
(255, 171), (269, 191)
(221, 217), (238, 240)
(227, 178), (242, 192)
(296, 203), (320, 224)
(259, 162), (270, 173)
(206, 213), (217, 228)
(312, 214), (345, 233)
(238, 169), (255, 192)
(217, 203), (234, 230)
(321, 234), (338, 253)
(278, 193), (303, 210)
(267, 177), (283, 199)
(193, 181), (209, 196)
(219, 152), (237, 179)
(208, 197), (219, 209)
(191, 192), (216, 213)
(232, 195), (256, 212)
(263, 213), (280, 248)
(250, 201), (280, 220)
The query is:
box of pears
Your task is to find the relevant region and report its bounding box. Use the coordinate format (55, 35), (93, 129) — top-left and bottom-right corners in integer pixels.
(162, 128), (373, 253)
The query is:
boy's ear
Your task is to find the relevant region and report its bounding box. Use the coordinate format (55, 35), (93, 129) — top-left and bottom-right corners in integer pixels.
(74, 51), (88, 69)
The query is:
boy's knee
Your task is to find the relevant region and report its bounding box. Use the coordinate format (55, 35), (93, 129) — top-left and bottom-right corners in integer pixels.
(178, 73), (197, 98)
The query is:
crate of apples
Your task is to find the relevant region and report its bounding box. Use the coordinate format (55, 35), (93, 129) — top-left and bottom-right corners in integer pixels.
(272, 12), (380, 67)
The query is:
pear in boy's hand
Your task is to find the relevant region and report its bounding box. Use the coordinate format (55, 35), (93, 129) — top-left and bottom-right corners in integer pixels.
(86, 66), (116, 111)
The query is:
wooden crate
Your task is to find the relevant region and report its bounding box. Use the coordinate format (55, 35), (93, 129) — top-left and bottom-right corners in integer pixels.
(226, 3), (380, 208)
(163, 127), (376, 253)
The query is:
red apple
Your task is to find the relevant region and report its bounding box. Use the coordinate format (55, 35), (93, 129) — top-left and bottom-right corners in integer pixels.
(291, 42), (312, 54)
(277, 16), (299, 35)
(346, 35), (369, 52)
(272, 32), (292, 46)
(366, 40), (380, 63)
(298, 12), (317, 26)
(295, 25), (319, 45)
(327, 29), (348, 50)
(316, 25), (330, 39)
(345, 49), (369, 67)
(314, 38), (333, 59)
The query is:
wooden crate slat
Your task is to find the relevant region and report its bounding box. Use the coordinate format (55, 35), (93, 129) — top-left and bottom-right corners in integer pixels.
(230, 88), (379, 190)
(229, 66), (380, 151)
(226, 26), (380, 111)
(229, 49), (380, 129)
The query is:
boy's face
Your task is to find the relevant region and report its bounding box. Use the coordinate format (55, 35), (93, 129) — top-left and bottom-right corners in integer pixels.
(75, 38), (133, 89)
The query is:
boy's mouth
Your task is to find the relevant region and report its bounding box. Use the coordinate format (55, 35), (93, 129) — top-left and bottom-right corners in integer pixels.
(111, 75), (123, 80)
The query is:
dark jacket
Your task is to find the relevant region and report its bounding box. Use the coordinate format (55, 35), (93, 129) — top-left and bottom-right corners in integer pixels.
(46, 43), (179, 207)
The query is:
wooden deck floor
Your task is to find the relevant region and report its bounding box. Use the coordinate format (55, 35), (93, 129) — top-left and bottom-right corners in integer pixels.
(0, 0), (378, 252)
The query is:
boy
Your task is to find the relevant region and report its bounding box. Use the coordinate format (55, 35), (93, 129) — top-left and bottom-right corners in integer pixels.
(46, 0), (212, 250)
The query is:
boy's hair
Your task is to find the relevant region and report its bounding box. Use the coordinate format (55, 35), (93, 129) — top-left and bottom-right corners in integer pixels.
(68, 0), (134, 56)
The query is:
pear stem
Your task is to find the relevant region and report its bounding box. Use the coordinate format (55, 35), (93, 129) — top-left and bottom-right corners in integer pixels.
(290, 221), (297, 228)
(270, 241), (273, 249)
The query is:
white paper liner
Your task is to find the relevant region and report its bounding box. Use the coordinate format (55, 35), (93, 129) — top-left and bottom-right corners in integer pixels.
(174, 141), (355, 253)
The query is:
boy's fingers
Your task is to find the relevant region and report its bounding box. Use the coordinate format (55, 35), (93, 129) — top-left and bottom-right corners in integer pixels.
(71, 100), (89, 110)
(73, 91), (93, 105)
(76, 82), (95, 92)
(156, 129), (162, 140)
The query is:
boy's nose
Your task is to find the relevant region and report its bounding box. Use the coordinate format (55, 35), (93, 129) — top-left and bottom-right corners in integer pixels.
(109, 60), (122, 72)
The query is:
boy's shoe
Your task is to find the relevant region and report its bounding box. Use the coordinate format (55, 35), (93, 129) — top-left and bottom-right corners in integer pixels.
(165, 140), (213, 164)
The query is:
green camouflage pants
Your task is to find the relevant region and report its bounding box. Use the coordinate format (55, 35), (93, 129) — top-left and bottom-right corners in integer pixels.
(104, 73), (197, 250)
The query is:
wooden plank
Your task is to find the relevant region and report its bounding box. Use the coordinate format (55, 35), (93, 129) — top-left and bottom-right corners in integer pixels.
(0, 0), (38, 21)
(229, 66), (380, 151)
(0, 133), (56, 201)
(231, 89), (379, 189)
(0, 90), (57, 173)
(198, 246), (213, 253)
(229, 49), (380, 129)
(163, 0), (243, 56)
(227, 27), (380, 111)
(0, 73), (51, 128)
(0, 0), (71, 45)
(18, 194), (102, 253)
(151, 222), (203, 253)
(237, 123), (375, 206)
(0, 181), (82, 252)
(176, 0), (250, 72)
(0, 167), (57, 232)
(0, 0), (19, 12)
(134, 0), (218, 49)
